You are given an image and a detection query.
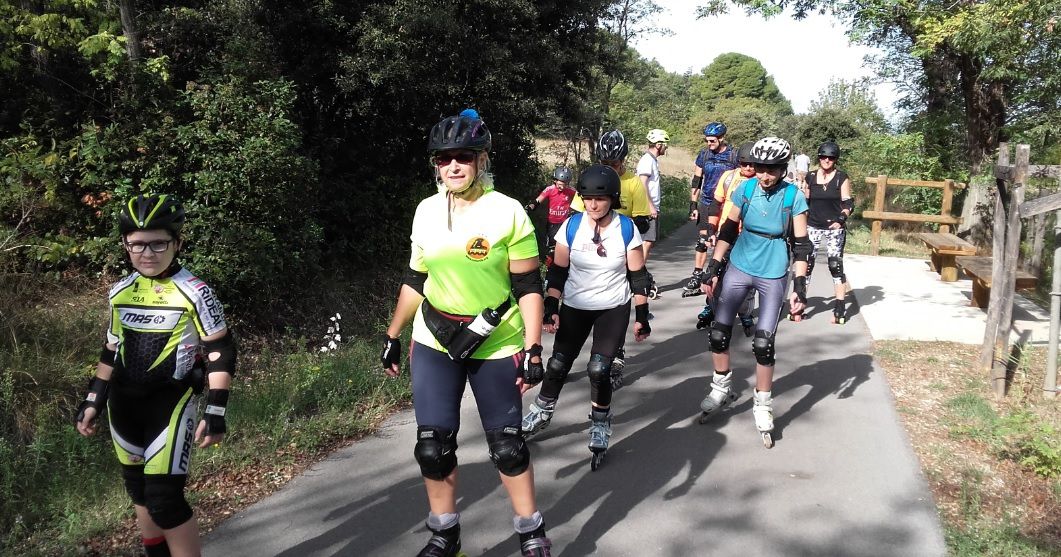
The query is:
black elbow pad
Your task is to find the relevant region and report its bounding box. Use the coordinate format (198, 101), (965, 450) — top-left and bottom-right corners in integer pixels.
(628, 267), (650, 296)
(545, 264), (569, 293)
(792, 235), (813, 260)
(203, 332), (237, 376)
(510, 269), (543, 300)
(718, 219), (739, 245)
(690, 174), (703, 190)
(402, 268), (428, 296)
(99, 342), (116, 366)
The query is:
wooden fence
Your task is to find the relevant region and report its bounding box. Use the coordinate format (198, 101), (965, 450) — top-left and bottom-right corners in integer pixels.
(860, 176), (967, 256)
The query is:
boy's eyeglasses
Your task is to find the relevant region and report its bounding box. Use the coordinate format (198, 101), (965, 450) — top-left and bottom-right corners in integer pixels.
(124, 240), (172, 254)
(592, 230), (606, 257)
(432, 151), (477, 166)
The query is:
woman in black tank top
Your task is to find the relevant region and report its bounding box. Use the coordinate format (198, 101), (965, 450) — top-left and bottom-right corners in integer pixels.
(801, 141), (854, 324)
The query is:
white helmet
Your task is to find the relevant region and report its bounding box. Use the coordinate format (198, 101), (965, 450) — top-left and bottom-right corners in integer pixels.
(749, 136), (792, 166)
(646, 129), (670, 143)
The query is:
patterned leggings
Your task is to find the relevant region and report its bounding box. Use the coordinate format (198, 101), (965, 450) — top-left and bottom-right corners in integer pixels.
(807, 226), (847, 284)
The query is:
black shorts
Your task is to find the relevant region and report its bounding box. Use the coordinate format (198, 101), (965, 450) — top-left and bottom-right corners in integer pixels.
(696, 202), (714, 231)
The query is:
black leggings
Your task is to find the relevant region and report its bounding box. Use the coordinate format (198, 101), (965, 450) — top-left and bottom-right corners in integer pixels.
(540, 301), (630, 406)
(410, 341), (523, 432)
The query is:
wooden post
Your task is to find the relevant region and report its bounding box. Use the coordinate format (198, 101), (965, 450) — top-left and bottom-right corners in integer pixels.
(870, 175), (887, 256)
(991, 145), (1029, 398)
(980, 145), (1009, 379)
(1046, 208), (1061, 399)
(940, 179), (955, 234)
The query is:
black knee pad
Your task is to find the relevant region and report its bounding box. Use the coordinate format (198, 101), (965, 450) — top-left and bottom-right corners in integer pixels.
(122, 464), (146, 505)
(586, 354), (612, 385)
(486, 426), (530, 477)
(545, 352), (572, 382)
(828, 256), (845, 281)
(414, 426), (458, 480)
(143, 475), (192, 530)
(752, 330), (776, 366)
(709, 322), (733, 353)
(694, 235), (710, 253)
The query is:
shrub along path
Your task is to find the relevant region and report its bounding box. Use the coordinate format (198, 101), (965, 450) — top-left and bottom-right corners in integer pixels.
(204, 222), (947, 556)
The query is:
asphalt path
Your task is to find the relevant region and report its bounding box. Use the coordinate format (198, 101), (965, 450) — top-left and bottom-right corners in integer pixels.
(204, 222), (946, 556)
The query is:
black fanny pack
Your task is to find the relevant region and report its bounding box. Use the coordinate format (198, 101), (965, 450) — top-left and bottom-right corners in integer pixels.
(422, 298), (512, 363)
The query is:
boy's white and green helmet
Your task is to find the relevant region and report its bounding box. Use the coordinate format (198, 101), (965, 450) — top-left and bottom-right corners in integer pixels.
(118, 194), (186, 236)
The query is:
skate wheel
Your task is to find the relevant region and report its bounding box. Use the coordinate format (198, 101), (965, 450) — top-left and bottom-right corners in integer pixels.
(698, 412), (712, 425)
(590, 451), (605, 471)
(761, 432), (774, 448)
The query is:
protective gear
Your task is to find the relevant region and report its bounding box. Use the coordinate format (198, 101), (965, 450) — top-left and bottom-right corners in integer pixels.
(752, 330), (776, 366)
(510, 268), (544, 300)
(553, 166), (573, 182)
(748, 137), (792, 166)
(688, 200), (698, 217)
(703, 122), (727, 138)
(690, 174), (703, 190)
(143, 475), (193, 529)
(576, 164), (621, 207)
(628, 267), (650, 296)
(818, 141), (841, 159)
(525, 201), (538, 211)
(545, 352), (572, 383)
(828, 256), (846, 282)
(119, 194), (186, 237)
(75, 376), (109, 425)
(835, 213), (848, 226)
(718, 218), (739, 245)
(545, 264), (569, 293)
(736, 141), (755, 164)
(706, 223), (718, 238)
(414, 426), (458, 480)
(521, 344), (545, 385)
(381, 335), (401, 370)
(100, 343), (116, 366)
(143, 536), (170, 557)
(428, 114), (491, 153)
(486, 426), (530, 476)
(596, 130), (629, 161)
(403, 267), (428, 296)
(702, 259), (722, 282)
(586, 354), (612, 385)
(793, 275), (808, 304)
(202, 332), (236, 375)
(695, 236), (710, 253)
(708, 321), (733, 353)
(646, 129), (670, 143)
(633, 216), (650, 235)
(203, 389), (229, 435)
(841, 198), (854, 212)
(634, 303), (651, 335)
(543, 296), (560, 327)
(791, 235), (812, 260)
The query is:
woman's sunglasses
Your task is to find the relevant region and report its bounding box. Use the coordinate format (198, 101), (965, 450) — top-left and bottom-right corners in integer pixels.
(819, 155), (837, 161)
(592, 230), (606, 257)
(433, 151), (477, 166)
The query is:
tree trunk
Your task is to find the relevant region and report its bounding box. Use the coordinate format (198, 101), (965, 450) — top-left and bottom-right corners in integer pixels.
(957, 55), (1009, 245)
(1028, 212), (1048, 276)
(119, 0), (142, 64)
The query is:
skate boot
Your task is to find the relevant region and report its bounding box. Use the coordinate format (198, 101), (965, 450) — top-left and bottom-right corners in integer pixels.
(610, 348), (625, 390)
(517, 524), (553, 557)
(698, 371), (738, 423)
(588, 407), (612, 471)
(521, 398), (555, 438)
(739, 314), (755, 337)
(753, 389), (775, 448)
(695, 304), (714, 330)
(832, 299), (847, 324)
(681, 270), (703, 297)
(417, 522), (465, 557)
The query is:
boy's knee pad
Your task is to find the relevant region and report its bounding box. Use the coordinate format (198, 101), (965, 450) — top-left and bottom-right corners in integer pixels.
(486, 426), (530, 477)
(414, 426), (458, 480)
(122, 464), (146, 505)
(752, 331), (776, 366)
(143, 475), (192, 530)
(709, 322), (733, 353)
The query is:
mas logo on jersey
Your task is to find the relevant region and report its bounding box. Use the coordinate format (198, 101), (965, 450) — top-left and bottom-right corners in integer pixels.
(466, 237), (491, 261)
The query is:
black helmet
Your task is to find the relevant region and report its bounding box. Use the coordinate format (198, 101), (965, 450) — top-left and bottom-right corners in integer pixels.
(748, 137), (792, 166)
(818, 141), (841, 159)
(553, 166), (573, 182)
(576, 164), (621, 206)
(428, 115), (491, 153)
(119, 194), (185, 236)
(737, 141), (755, 164)
(596, 130), (629, 161)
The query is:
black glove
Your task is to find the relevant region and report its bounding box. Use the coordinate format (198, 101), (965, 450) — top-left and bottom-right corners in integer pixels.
(793, 276), (808, 304)
(381, 335), (401, 371)
(543, 296), (560, 327)
(706, 223), (717, 238)
(75, 376), (109, 425)
(703, 259), (721, 282)
(688, 201), (698, 217)
(521, 344), (545, 385)
(525, 201), (537, 211)
(635, 303), (651, 335)
(203, 389), (229, 435)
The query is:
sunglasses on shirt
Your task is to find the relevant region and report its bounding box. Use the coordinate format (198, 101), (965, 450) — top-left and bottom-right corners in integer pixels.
(432, 151), (477, 166)
(592, 230), (606, 257)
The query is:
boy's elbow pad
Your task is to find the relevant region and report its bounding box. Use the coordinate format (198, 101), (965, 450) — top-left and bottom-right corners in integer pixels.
(203, 333), (237, 376)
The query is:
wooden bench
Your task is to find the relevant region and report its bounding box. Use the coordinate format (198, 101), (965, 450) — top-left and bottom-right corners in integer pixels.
(915, 232), (978, 282)
(956, 256), (1038, 308)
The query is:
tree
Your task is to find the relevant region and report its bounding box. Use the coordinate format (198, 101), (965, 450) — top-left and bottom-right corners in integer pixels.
(690, 52), (791, 114)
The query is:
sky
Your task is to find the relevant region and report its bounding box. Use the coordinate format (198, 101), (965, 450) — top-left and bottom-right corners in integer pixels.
(631, 0), (901, 118)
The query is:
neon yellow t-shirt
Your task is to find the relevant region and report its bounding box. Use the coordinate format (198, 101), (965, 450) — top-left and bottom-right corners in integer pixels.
(570, 169), (651, 218)
(409, 189), (539, 359)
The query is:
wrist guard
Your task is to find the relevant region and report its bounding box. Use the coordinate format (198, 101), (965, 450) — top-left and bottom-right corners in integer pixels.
(544, 296), (560, 325)
(703, 259), (722, 282)
(793, 276), (808, 304)
(836, 213), (848, 225)
(841, 197), (854, 212)
(635, 303), (651, 335)
(204, 389), (229, 435)
(381, 335), (401, 370)
(706, 223), (717, 238)
(75, 377), (110, 424)
(525, 201), (537, 211)
(688, 201), (697, 216)
(520, 344), (545, 385)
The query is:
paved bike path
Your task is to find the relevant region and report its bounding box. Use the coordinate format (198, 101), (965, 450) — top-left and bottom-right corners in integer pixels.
(205, 223), (946, 556)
